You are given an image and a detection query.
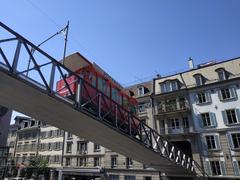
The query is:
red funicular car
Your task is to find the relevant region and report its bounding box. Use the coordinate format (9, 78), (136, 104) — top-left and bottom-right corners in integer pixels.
(56, 52), (139, 132)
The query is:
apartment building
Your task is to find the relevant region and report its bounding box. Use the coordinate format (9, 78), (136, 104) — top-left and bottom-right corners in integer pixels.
(13, 116), (40, 166)
(7, 115), (160, 180)
(127, 81), (154, 129)
(153, 57), (240, 179)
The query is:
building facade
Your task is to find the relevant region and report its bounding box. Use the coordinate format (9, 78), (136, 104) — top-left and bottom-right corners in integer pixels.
(0, 105), (12, 146)
(153, 57), (240, 179)
(7, 115), (160, 180)
(0, 105), (12, 178)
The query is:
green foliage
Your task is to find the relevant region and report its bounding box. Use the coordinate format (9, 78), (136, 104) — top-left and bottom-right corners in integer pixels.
(25, 156), (49, 179)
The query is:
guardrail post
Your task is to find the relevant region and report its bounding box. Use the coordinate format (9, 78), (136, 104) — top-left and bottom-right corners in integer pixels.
(139, 122), (142, 142)
(76, 78), (82, 109)
(115, 105), (118, 127)
(12, 40), (22, 72)
(128, 113), (132, 136)
(98, 93), (101, 118)
(49, 63), (56, 92)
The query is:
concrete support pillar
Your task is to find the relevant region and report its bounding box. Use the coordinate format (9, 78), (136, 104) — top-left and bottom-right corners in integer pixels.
(58, 170), (62, 180)
(164, 120), (168, 134)
(50, 169), (54, 180)
(180, 117), (183, 133)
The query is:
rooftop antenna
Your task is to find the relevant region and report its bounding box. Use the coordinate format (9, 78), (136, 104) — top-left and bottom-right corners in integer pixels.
(26, 22), (69, 77)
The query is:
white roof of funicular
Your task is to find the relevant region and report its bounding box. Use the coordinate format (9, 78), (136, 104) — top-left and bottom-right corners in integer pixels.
(59, 52), (91, 72)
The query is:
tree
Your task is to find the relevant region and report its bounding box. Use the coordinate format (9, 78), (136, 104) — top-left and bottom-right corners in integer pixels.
(25, 156), (49, 179)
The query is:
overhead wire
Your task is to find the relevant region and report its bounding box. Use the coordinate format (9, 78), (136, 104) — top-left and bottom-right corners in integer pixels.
(24, 0), (166, 87)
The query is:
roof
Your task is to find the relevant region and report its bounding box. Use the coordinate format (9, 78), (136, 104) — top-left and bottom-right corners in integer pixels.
(154, 56), (240, 81)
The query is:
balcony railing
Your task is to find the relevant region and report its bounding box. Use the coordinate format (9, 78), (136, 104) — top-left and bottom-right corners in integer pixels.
(160, 127), (192, 135)
(157, 100), (190, 114)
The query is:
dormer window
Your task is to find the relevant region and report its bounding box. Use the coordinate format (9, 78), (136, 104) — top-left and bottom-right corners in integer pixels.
(216, 68), (228, 81)
(160, 80), (179, 93)
(194, 74), (204, 86)
(137, 86), (149, 96)
(23, 121), (29, 128)
(138, 86), (144, 96)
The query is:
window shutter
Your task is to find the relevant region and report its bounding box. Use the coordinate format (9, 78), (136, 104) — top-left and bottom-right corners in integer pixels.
(220, 161), (227, 175)
(227, 133), (233, 149)
(222, 111), (228, 125)
(233, 161), (240, 176)
(205, 161), (212, 176)
(206, 92), (212, 103)
(198, 114), (204, 128)
(195, 94), (199, 104)
(60, 142), (63, 150)
(235, 109), (240, 123)
(229, 87), (237, 99)
(210, 112), (217, 127)
(215, 135), (221, 150)
(218, 89), (223, 101)
(201, 136), (208, 154)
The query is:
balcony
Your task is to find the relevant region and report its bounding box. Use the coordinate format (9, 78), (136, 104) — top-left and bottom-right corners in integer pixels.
(160, 127), (193, 135)
(78, 150), (88, 155)
(156, 98), (190, 115)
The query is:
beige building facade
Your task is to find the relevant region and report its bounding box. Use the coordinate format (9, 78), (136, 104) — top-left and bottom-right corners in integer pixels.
(153, 57), (240, 179)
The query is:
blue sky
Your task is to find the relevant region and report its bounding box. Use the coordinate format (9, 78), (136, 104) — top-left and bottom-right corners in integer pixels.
(1, 0), (240, 122)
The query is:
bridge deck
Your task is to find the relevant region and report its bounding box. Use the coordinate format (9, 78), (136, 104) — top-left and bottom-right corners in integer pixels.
(0, 69), (191, 176)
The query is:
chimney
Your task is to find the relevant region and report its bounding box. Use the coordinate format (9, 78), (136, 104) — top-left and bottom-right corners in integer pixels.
(188, 57), (194, 69)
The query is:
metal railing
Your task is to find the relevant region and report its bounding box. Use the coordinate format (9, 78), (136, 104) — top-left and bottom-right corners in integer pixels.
(0, 22), (206, 177)
(157, 100), (190, 114)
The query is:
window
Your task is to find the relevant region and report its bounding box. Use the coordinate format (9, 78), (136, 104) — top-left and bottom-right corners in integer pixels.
(66, 142), (72, 153)
(194, 74), (204, 86)
(169, 118), (180, 130)
(30, 121), (35, 127)
(200, 112), (216, 128)
(65, 158), (71, 166)
(160, 80), (179, 93)
(67, 132), (72, 139)
(24, 121), (29, 128)
(210, 161), (222, 175)
(196, 92), (211, 104)
(94, 157), (100, 167)
(77, 141), (87, 154)
(201, 113), (211, 127)
(55, 142), (62, 150)
(231, 133), (240, 149)
(47, 143), (52, 151)
(126, 157), (133, 168)
(232, 161), (240, 176)
(204, 135), (221, 150)
(138, 86), (144, 96)
(216, 68), (228, 81)
(112, 88), (120, 103)
(109, 175), (119, 180)
(222, 109), (240, 125)
(53, 155), (60, 163)
(41, 131), (47, 138)
(182, 117), (189, 129)
(94, 143), (100, 152)
(228, 132), (240, 149)
(124, 176), (135, 180)
(143, 177), (151, 180)
(138, 103), (146, 112)
(77, 157), (87, 167)
(219, 87), (237, 101)
(48, 130), (53, 138)
(98, 77), (108, 95)
(111, 156), (117, 168)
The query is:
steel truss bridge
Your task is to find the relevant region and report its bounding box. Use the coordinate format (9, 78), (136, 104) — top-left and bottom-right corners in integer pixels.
(0, 22), (206, 178)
